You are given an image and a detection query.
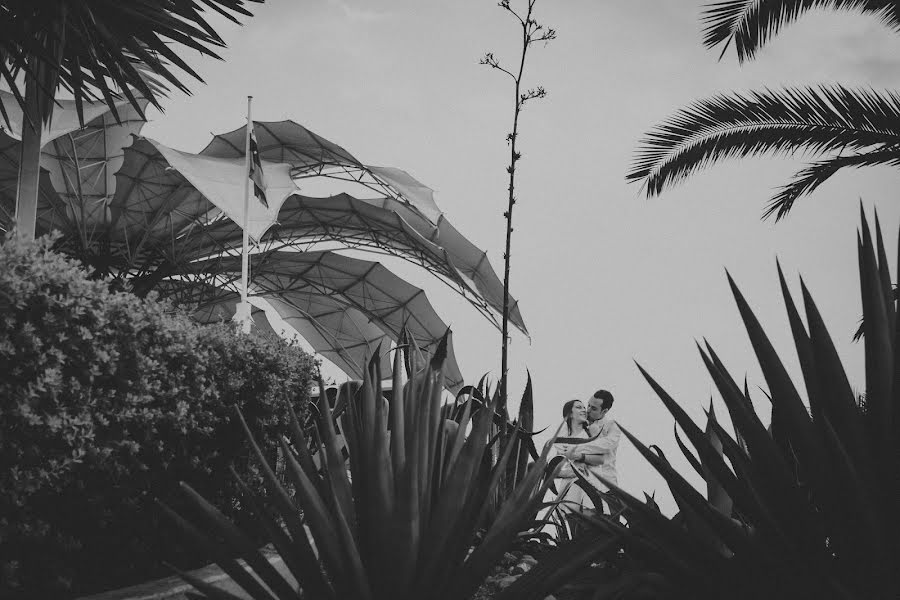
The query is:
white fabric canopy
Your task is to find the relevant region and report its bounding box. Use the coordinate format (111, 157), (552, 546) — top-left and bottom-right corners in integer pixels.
(200, 119), (362, 172)
(0, 94), (149, 245)
(0, 90), (137, 146)
(147, 139), (298, 242)
(163, 250), (465, 391)
(367, 165), (443, 225)
(172, 192), (527, 336)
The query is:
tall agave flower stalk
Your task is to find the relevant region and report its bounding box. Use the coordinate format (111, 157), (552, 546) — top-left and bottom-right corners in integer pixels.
(501, 207), (899, 600)
(161, 333), (558, 600)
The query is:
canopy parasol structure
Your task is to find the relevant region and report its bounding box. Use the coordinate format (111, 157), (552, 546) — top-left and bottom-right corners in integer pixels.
(199, 121), (445, 225)
(0, 98), (525, 388)
(0, 130), (65, 234)
(173, 192), (527, 336)
(161, 250), (464, 390)
(0, 92), (149, 266)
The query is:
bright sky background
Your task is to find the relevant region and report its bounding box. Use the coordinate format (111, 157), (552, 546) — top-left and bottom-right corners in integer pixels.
(143, 0), (900, 514)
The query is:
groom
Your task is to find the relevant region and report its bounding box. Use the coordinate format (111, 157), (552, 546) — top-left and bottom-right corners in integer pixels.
(564, 389), (621, 506)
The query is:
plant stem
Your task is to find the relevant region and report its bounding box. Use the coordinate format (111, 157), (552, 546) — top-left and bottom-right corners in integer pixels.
(500, 1), (534, 413)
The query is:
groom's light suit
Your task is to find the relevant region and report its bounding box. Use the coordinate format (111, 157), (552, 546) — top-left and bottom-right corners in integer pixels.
(581, 415), (621, 490)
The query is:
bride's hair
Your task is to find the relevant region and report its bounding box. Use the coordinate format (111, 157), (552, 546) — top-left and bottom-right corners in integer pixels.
(562, 399), (587, 436)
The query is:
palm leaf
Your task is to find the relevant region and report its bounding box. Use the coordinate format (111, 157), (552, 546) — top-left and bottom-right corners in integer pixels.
(628, 85), (900, 215)
(702, 0), (900, 63)
(1, 0), (263, 125)
(767, 148), (900, 219)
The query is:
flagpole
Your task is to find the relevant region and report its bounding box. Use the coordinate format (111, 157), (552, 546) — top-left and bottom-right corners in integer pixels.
(239, 95), (253, 334)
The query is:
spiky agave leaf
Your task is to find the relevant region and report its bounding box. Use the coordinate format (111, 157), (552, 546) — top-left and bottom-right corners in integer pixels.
(627, 85), (900, 218)
(496, 528), (621, 600)
(701, 0), (900, 63)
(512, 370), (535, 487)
(702, 403), (734, 518)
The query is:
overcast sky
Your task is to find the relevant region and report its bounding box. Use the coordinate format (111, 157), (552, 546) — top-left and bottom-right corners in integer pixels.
(144, 0), (900, 514)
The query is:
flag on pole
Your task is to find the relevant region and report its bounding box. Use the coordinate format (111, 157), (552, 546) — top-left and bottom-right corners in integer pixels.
(249, 123), (268, 208)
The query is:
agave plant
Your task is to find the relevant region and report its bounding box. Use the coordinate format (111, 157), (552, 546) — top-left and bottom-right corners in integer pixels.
(501, 208), (899, 600)
(446, 371), (542, 528)
(161, 333), (558, 600)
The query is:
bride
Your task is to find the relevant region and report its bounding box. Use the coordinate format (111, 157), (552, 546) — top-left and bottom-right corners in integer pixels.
(551, 399), (601, 532)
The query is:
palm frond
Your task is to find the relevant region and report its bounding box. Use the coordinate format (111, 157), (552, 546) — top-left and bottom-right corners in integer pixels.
(702, 0), (900, 63)
(628, 85), (900, 198)
(766, 147), (900, 220)
(0, 0), (263, 125)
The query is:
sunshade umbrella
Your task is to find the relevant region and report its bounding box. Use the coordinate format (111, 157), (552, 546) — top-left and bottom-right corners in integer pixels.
(200, 119), (363, 174)
(1, 100), (523, 387)
(199, 121), (443, 225)
(161, 249), (464, 390)
(0, 91), (147, 255)
(174, 191), (527, 336)
(0, 130), (64, 233)
(193, 120), (526, 334)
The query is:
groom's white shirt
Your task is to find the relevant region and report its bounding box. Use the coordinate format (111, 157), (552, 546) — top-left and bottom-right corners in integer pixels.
(581, 415), (621, 489)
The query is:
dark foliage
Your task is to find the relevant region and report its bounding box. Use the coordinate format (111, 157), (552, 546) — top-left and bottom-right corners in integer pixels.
(0, 0), (263, 126)
(701, 0), (900, 63)
(629, 1), (900, 220)
(0, 234), (315, 599)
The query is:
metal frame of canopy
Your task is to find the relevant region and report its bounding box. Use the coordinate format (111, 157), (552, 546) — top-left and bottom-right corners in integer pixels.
(172, 193), (509, 333)
(159, 280), (397, 384)
(111, 133), (524, 334)
(287, 160), (418, 214)
(200, 120), (443, 226)
(0, 131), (65, 233)
(0, 97), (150, 267)
(158, 250), (466, 390)
(175, 251), (455, 347)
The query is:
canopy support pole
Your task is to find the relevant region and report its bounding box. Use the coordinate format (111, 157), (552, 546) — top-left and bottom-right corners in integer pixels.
(235, 95), (253, 333)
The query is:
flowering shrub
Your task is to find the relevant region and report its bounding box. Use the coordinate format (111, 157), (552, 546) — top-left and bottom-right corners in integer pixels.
(0, 235), (315, 598)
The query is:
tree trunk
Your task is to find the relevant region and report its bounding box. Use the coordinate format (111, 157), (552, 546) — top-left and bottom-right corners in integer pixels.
(15, 73), (43, 241)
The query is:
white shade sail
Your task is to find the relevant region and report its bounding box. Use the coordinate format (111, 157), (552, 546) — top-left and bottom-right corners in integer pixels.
(148, 139), (298, 242)
(200, 119), (363, 173)
(175, 192), (527, 336)
(0, 90), (139, 146)
(0, 94), (148, 259)
(162, 250), (464, 390)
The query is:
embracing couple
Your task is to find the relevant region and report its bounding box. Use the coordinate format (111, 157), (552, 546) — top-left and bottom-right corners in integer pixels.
(552, 390), (621, 521)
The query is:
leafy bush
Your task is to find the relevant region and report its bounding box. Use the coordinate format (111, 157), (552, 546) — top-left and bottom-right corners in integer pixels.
(0, 234), (316, 599)
(164, 336), (559, 600)
(502, 209), (899, 600)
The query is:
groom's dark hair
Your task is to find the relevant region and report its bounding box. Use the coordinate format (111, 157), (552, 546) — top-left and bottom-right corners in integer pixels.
(592, 389), (614, 411)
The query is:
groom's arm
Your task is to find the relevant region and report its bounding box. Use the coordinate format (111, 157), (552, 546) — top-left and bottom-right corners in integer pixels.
(576, 420), (621, 466)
